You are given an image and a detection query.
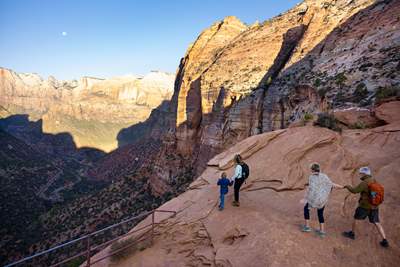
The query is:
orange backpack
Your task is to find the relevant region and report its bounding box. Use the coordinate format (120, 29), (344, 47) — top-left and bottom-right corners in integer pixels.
(368, 182), (384, 206)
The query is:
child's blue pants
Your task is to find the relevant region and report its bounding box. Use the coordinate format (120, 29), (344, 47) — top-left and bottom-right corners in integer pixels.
(219, 193), (225, 209)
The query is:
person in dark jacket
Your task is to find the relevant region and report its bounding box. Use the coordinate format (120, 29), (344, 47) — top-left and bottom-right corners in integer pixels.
(342, 167), (389, 248)
(217, 172), (232, 210)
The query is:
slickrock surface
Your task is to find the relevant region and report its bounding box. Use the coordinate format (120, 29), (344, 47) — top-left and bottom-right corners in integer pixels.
(89, 101), (400, 266)
(0, 68), (174, 151)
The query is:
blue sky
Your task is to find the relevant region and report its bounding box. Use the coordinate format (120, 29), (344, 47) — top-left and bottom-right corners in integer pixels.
(0, 0), (300, 80)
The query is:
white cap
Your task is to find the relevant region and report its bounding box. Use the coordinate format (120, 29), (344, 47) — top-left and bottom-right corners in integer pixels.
(359, 166), (371, 176)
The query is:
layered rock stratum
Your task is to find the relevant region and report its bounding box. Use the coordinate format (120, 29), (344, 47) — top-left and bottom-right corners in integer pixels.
(0, 68), (174, 151)
(168, 0), (400, 170)
(90, 101), (400, 267)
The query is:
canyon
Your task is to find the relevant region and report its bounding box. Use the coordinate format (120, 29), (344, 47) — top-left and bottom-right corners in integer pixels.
(0, 68), (174, 152)
(1, 0), (399, 266)
(0, 68), (175, 264)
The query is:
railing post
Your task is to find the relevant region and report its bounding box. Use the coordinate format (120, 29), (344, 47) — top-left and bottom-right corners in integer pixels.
(6, 209), (177, 267)
(151, 211), (155, 245)
(86, 237), (91, 267)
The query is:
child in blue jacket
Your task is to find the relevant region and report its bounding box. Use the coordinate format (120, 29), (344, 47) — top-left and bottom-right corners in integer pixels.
(217, 172), (233, 210)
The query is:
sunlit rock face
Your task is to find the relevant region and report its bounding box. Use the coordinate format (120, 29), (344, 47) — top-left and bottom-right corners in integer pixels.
(170, 0), (399, 170)
(0, 68), (174, 152)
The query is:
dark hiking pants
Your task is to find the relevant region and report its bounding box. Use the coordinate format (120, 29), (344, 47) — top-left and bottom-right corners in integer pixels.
(304, 203), (325, 223)
(234, 178), (245, 202)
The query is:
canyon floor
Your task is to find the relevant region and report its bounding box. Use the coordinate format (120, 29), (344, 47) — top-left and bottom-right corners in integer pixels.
(89, 101), (400, 267)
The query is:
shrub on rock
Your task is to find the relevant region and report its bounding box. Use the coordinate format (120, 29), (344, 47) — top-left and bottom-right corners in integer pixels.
(314, 113), (341, 132)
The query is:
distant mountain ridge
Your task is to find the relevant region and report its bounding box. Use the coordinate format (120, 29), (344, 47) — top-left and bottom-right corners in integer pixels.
(0, 68), (175, 151)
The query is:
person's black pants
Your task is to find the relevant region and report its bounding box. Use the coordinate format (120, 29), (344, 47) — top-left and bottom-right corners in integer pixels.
(234, 178), (245, 202)
(304, 203), (325, 223)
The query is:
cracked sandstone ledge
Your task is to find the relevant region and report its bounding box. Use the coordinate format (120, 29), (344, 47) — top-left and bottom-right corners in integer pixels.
(88, 102), (400, 267)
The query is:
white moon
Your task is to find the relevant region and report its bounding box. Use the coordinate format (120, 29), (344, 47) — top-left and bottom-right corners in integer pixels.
(62, 31), (67, 36)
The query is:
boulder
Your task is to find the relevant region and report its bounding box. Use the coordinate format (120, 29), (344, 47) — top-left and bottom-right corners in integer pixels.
(334, 108), (381, 128)
(375, 101), (400, 124)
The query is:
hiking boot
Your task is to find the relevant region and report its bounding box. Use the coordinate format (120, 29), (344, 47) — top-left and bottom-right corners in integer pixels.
(232, 201), (240, 207)
(301, 226), (312, 232)
(380, 239), (389, 248)
(342, 231), (355, 240)
(315, 229), (326, 237)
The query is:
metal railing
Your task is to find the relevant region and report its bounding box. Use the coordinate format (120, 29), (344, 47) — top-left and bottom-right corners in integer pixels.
(5, 209), (177, 267)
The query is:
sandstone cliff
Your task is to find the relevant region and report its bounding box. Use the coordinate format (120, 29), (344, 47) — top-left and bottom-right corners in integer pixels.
(89, 101), (400, 267)
(168, 0), (399, 171)
(0, 68), (174, 151)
